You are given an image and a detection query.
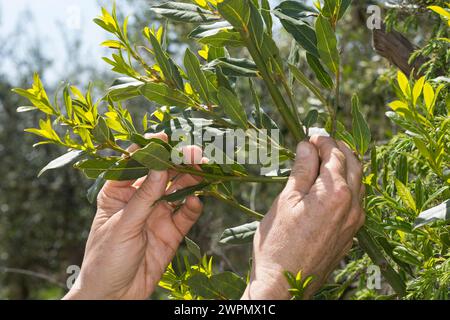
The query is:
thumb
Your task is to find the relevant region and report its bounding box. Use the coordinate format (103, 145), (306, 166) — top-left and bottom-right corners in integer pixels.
(121, 170), (168, 227)
(284, 141), (319, 195)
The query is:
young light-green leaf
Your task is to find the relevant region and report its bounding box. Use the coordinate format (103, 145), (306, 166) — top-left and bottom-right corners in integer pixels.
(395, 179), (417, 213)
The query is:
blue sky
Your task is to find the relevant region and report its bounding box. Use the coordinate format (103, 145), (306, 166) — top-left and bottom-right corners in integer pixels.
(0, 0), (113, 84)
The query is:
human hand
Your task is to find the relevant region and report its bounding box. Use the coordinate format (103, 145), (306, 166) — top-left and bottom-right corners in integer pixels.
(242, 136), (365, 300)
(64, 133), (205, 300)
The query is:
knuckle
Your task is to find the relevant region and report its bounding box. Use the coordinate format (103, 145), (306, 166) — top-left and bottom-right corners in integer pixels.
(334, 184), (352, 204)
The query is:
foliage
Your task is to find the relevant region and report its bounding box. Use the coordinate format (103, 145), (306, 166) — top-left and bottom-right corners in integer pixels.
(12, 0), (450, 300)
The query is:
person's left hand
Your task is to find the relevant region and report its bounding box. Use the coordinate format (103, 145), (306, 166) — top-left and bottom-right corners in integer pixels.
(64, 132), (205, 300)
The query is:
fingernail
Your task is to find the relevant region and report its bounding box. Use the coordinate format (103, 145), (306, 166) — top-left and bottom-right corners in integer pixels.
(297, 142), (312, 158)
(144, 133), (153, 139)
(150, 170), (164, 182)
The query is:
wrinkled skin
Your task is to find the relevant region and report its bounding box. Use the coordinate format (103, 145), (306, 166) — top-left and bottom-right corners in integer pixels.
(242, 136), (365, 300)
(64, 133), (206, 300)
(65, 134), (364, 300)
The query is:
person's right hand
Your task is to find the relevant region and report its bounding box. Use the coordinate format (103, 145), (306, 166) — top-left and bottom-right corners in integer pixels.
(242, 136), (365, 300)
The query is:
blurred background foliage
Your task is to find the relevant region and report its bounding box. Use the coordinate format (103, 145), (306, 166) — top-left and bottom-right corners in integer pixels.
(0, 0), (447, 299)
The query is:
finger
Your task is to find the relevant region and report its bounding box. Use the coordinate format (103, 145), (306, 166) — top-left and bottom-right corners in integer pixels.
(172, 196), (203, 236)
(144, 132), (168, 143)
(121, 170), (169, 228)
(103, 132), (168, 190)
(182, 145), (204, 165)
(284, 141), (319, 195)
(336, 141), (363, 201)
(310, 136), (347, 184)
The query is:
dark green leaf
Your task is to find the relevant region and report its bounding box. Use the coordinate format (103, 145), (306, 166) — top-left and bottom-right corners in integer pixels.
(76, 158), (148, 181)
(217, 0), (251, 31)
(210, 272), (247, 300)
(92, 117), (113, 144)
(219, 221), (259, 245)
(199, 30), (243, 47)
(261, 0), (273, 35)
(274, 10), (319, 58)
(140, 83), (191, 108)
(185, 237), (202, 260)
(186, 273), (217, 299)
(184, 48), (215, 105)
(289, 64), (327, 106)
(160, 182), (210, 203)
(218, 87), (248, 129)
(132, 142), (173, 171)
(315, 15), (340, 75)
(275, 1), (317, 19)
(105, 78), (144, 102)
(87, 176), (106, 204)
(205, 57), (258, 77)
(150, 33), (183, 90)
(306, 53), (334, 89)
(151, 2), (221, 23)
(189, 21), (233, 39)
(304, 109), (319, 129)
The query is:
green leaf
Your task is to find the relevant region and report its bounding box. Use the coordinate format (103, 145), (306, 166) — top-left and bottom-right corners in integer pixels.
(140, 83), (191, 108)
(160, 182), (210, 203)
(393, 246), (422, 266)
(151, 2), (221, 23)
(106, 78), (144, 102)
(150, 33), (183, 90)
(219, 221), (259, 245)
(337, 0), (352, 20)
(186, 273), (218, 299)
(205, 57), (258, 77)
(218, 87), (248, 129)
(92, 117), (113, 144)
(76, 158), (148, 181)
(414, 200), (450, 229)
(395, 179), (417, 213)
(217, 0), (251, 31)
(189, 21), (233, 38)
(306, 53), (334, 89)
(304, 109), (319, 129)
(131, 142), (173, 171)
(38, 150), (85, 177)
(210, 272), (247, 300)
(199, 30), (243, 47)
(351, 94), (371, 156)
(261, 0), (273, 35)
(274, 10), (319, 58)
(248, 0), (264, 48)
(87, 176), (106, 204)
(275, 1), (318, 19)
(315, 15), (340, 75)
(336, 121), (356, 151)
(184, 48), (214, 105)
(185, 237), (202, 261)
(289, 64), (327, 106)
